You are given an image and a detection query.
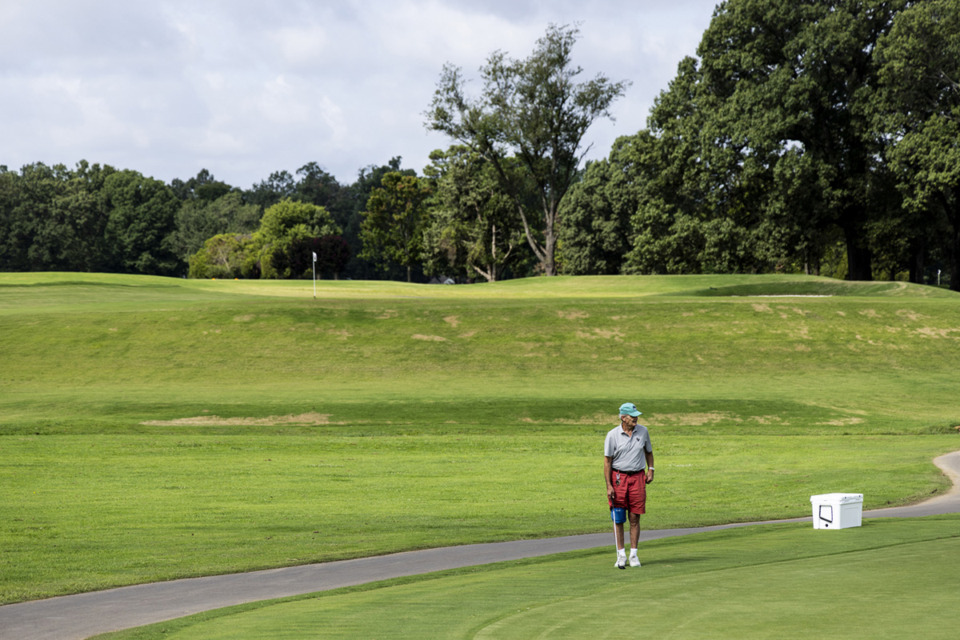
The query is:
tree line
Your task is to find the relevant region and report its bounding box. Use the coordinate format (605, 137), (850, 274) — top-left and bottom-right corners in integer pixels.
(2, 1), (957, 289)
(0, 158), (410, 281)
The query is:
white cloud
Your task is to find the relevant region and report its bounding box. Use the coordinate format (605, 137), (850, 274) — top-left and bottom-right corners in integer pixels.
(269, 25), (332, 67)
(0, 0), (719, 186)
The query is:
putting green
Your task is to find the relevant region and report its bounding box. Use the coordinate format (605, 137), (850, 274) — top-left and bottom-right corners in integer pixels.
(477, 538), (960, 638)
(112, 518), (960, 640)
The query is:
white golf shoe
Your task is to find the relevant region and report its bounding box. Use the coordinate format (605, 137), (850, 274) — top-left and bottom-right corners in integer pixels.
(615, 554), (626, 569)
(629, 556), (641, 568)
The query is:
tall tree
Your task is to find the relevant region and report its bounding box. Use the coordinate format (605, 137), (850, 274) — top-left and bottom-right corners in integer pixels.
(50, 161), (114, 272)
(426, 23), (629, 275)
(294, 163), (344, 209)
(102, 170), (181, 275)
(246, 170), (296, 209)
(254, 198), (341, 278)
(337, 157), (413, 280)
(188, 233), (255, 279)
(170, 169), (234, 202)
(0, 167), (22, 269)
(293, 162), (355, 248)
(13, 163), (67, 271)
(169, 191), (261, 264)
(613, 56), (774, 276)
(695, 0), (908, 281)
(313, 234), (351, 280)
(360, 172), (431, 282)
(422, 146), (529, 282)
(560, 131), (659, 275)
(874, 0), (960, 290)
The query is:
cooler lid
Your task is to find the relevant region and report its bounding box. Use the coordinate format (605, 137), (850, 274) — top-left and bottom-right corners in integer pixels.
(810, 493), (863, 504)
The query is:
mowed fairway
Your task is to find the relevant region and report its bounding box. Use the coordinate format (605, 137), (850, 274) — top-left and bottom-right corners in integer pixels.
(1, 273), (959, 609)
(94, 517), (960, 640)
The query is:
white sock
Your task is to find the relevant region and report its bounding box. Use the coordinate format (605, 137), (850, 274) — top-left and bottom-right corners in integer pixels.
(617, 548), (626, 557)
(630, 548), (638, 558)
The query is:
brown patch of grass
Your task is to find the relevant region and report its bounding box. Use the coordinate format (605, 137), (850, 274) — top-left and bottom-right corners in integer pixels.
(519, 412), (614, 425)
(818, 417), (865, 426)
(896, 309), (925, 322)
(915, 327), (960, 339)
(647, 412), (733, 426)
(575, 328), (624, 341)
(412, 334), (447, 342)
(141, 412), (333, 427)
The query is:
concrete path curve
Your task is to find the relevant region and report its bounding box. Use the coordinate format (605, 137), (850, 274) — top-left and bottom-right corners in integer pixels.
(3, 451), (959, 640)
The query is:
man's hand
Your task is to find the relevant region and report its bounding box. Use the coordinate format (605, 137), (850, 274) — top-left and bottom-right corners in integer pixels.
(645, 468), (654, 484)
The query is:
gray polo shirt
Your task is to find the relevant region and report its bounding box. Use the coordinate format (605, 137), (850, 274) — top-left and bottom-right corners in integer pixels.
(604, 424), (652, 472)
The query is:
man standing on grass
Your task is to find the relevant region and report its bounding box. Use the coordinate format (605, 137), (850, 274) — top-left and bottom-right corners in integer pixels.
(604, 402), (654, 569)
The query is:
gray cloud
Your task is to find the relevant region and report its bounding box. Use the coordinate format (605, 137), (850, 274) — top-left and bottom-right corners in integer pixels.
(0, 0), (718, 187)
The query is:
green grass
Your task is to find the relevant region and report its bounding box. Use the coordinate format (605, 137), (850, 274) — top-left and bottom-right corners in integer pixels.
(3, 432), (953, 603)
(95, 515), (960, 639)
(2, 272), (959, 607)
(2, 273), (958, 435)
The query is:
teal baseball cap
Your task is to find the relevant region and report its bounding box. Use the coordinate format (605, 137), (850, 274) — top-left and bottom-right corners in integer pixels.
(619, 402), (642, 417)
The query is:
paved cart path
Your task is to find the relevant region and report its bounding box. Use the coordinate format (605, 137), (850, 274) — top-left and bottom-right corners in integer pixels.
(3, 451), (959, 640)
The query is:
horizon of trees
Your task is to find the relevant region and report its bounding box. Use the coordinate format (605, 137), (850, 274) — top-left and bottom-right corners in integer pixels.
(0, 157), (412, 282)
(1, 1), (957, 290)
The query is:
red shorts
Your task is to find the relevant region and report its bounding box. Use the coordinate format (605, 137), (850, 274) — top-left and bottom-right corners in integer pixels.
(608, 470), (646, 515)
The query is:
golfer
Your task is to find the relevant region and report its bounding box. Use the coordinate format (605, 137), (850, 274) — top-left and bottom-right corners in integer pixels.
(604, 402), (654, 569)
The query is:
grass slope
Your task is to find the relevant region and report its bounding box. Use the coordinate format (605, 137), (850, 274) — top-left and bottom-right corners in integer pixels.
(1, 273), (959, 604)
(2, 273), (957, 434)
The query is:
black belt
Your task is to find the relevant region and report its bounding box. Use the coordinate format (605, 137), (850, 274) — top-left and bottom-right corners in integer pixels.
(613, 468), (643, 475)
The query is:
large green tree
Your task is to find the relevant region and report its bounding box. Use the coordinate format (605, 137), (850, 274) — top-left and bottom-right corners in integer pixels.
(254, 199), (341, 278)
(1, 163), (68, 271)
(246, 170), (296, 209)
(293, 162), (350, 216)
(13, 163), (68, 271)
(0, 167), (22, 269)
(426, 23), (629, 276)
(170, 169), (233, 203)
(694, 0), (908, 281)
(188, 233), (256, 279)
(169, 191), (261, 264)
(101, 169), (181, 275)
(558, 141), (643, 275)
(49, 161), (114, 272)
(611, 57), (774, 276)
(874, 0), (960, 290)
(422, 146), (529, 282)
(360, 172), (431, 282)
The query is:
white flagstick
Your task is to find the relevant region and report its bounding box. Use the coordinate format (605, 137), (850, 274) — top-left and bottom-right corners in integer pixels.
(312, 251), (317, 299)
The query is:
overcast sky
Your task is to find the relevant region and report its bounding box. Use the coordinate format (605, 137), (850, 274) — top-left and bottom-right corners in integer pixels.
(1, 0), (719, 189)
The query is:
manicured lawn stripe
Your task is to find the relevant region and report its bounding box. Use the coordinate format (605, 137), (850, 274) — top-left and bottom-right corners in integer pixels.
(93, 516), (960, 639)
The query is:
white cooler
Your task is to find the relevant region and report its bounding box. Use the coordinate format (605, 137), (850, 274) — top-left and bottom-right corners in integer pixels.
(810, 493), (863, 529)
